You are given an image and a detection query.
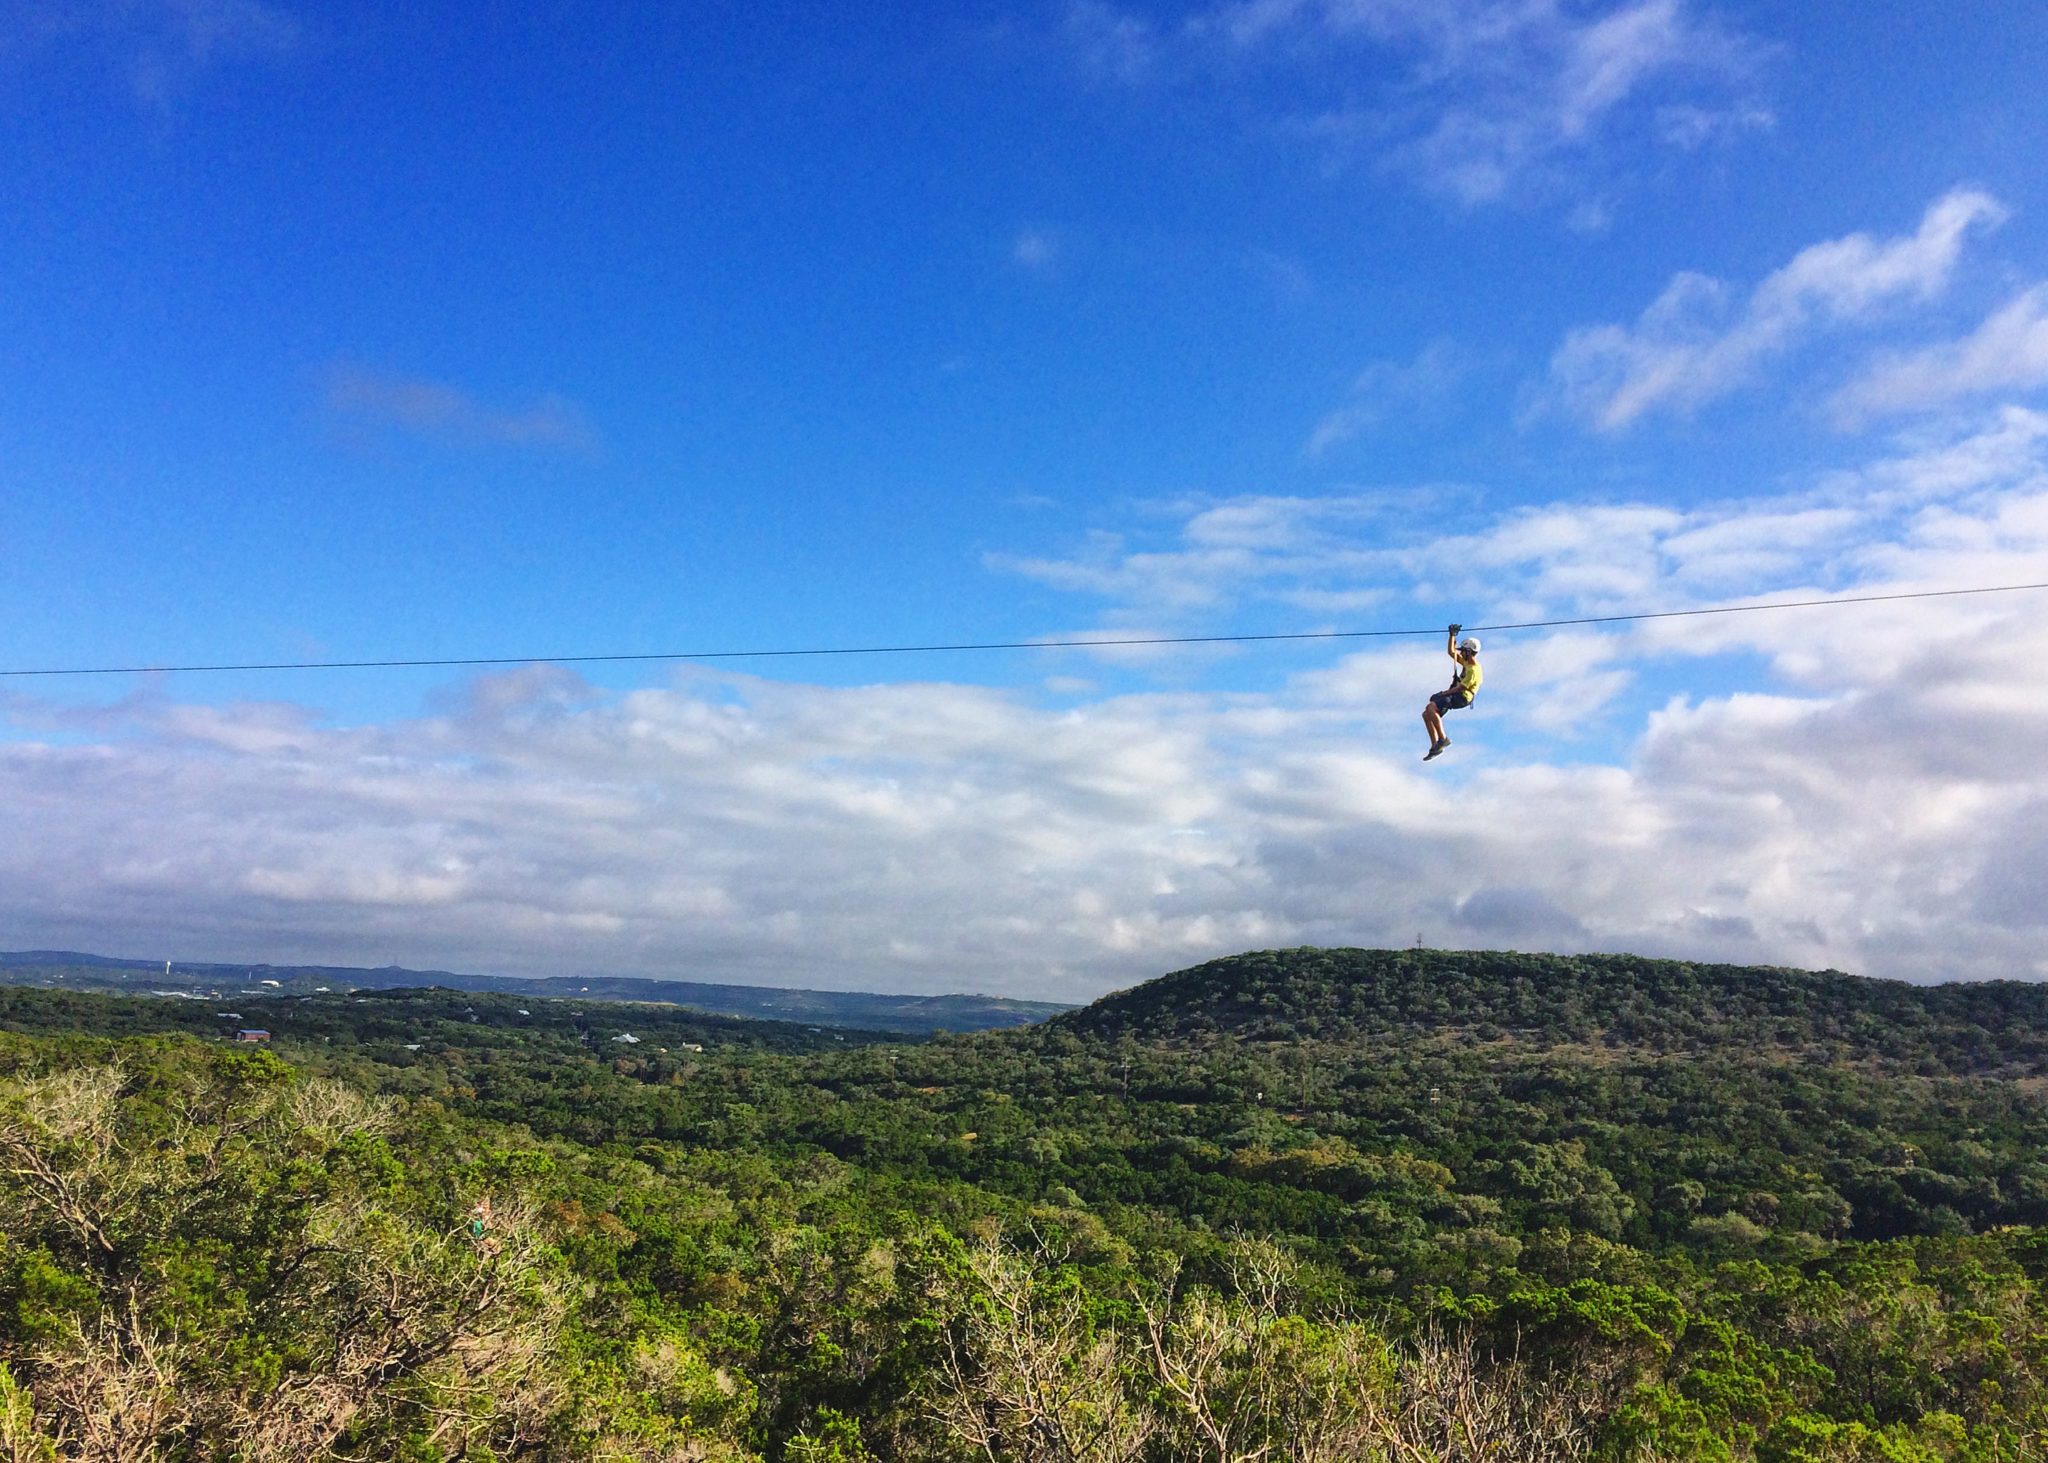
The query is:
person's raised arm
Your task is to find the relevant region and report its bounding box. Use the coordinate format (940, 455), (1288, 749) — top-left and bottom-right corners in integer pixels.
(1447, 623), (1462, 659)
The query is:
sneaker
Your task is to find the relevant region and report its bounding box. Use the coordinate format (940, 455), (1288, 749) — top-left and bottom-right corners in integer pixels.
(1436, 736), (1452, 750)
(1423, 743), (1444, 761)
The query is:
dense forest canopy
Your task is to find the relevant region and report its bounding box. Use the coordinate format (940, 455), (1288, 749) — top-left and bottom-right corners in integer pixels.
(2, 947), (2045, 1461)
(1061, 948), (2048, 1064)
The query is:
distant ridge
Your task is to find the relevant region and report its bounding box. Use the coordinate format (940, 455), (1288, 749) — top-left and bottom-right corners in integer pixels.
(1056, 947), (2048, 1069)
(0, 951), (1072, 1035)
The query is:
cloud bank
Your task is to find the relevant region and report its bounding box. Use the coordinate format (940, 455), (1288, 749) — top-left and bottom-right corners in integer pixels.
(8, 413), (2047, 999)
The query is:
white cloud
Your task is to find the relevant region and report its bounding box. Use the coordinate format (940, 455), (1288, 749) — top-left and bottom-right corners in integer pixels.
(998, 411), (2048, 636)
(1245, 246), (1315, 302)
(323, 365), (599, 451)
(1820, 405), (2048, 517)
(1304, 340), (1466, 456)
(987, 495), (1407, 616)
(1012, 230), (1058, 269)
(1832, 285), (2048, 426)
(1655, 100), (1772, 150)
(1064, 0), (1160, 84)
(145, 0), (298, 52)
(1081, 0), (1773, 208)
(1550, 189), (2007, 430)
(1387, 0), (1763, 204)
(9, 0), (302, 114)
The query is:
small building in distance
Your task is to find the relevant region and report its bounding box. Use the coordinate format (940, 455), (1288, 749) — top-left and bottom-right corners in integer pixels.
(234, 1029), (271, 1043)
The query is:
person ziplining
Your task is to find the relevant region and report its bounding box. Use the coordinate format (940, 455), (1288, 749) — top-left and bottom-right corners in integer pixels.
(1422, 624), (1480, 761)
(3, 581), (2043, 765)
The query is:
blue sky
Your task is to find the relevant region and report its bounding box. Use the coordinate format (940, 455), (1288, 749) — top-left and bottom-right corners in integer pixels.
(4, 1), (2048, 996)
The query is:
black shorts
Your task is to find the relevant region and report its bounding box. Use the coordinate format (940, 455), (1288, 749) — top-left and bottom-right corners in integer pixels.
(1430, 688), (1473, 713)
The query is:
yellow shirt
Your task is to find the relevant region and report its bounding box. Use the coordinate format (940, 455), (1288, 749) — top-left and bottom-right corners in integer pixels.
(1454, 658), (1481, 695)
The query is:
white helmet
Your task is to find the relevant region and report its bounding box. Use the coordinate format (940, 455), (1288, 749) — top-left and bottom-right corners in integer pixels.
(1459, 636), (1480, 654)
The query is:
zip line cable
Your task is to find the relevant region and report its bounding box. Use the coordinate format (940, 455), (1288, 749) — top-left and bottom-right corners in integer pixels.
(4, 580), (2045, 680)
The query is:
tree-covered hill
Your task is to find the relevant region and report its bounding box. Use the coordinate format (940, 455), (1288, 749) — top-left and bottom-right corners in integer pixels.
(4, 949), (2048, 1460)
(1056, 947), (2048, 1072)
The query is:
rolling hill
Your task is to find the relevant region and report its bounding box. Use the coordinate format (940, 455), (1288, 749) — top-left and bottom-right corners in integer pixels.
(1054, 946), (2048, 1072)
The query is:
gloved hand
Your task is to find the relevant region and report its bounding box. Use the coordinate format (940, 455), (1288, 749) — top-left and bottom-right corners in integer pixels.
(1448, 623), (1462, 637)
